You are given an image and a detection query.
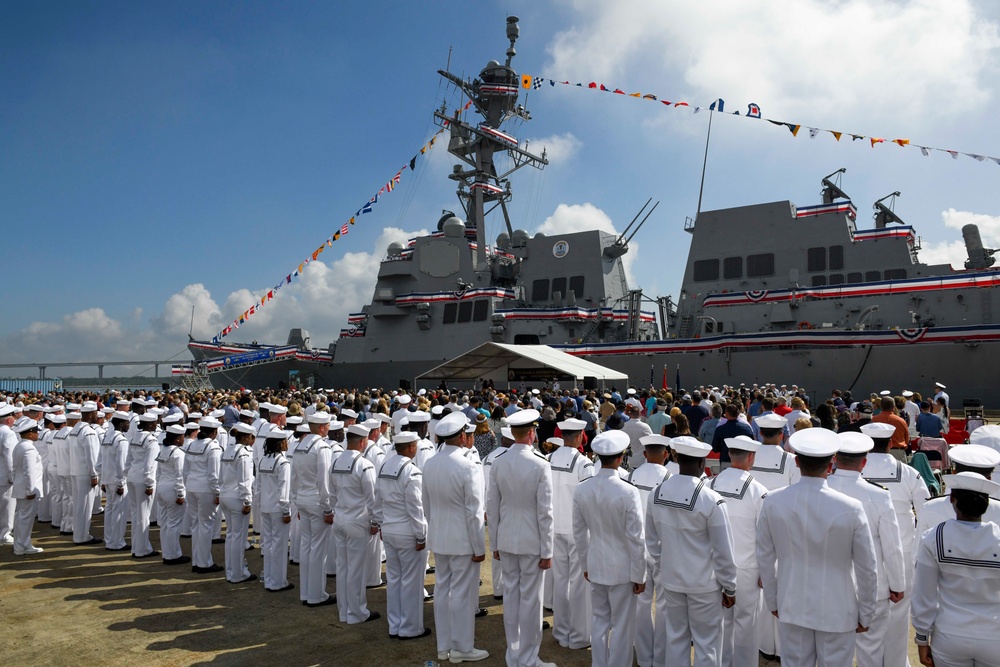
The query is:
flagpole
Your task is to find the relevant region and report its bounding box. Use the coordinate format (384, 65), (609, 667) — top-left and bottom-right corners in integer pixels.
(696, 110), (713, 221)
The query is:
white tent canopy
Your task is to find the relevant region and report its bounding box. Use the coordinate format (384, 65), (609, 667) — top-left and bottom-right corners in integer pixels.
(416, 342), (628, 386)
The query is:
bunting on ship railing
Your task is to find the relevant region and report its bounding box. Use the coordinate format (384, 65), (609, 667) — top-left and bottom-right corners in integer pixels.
(520, 75), (1000, 167)
(211, 126), (448, 343)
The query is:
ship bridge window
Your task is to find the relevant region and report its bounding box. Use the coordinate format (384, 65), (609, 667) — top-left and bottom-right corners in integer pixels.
(532, 279), (549, 302)
(847, 272), (863, 284)
(865, 270), (881, 282)
(811, 275), (828, 287)
(723, 256), (743, 280)
(568, 275), (585, 299)
(552, 277), (567, 299)
(458, 301), (473, 323)
(884, 269), (907, 281)
(829, 274), (844, 285)
(443, 303), (458, 324)
(829, 245), (844, 270)
(747, 253), (775, 277)
(807, 247), (826, 272)
(693, 259), (720, 282)
(472, 299), (489, 321)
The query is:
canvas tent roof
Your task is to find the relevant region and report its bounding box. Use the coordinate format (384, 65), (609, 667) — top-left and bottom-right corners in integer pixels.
(416, 343), (628, 383)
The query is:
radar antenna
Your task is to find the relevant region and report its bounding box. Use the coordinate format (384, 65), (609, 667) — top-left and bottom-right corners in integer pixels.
(821, 168), (849, 204)
(873, 191), (904, 229)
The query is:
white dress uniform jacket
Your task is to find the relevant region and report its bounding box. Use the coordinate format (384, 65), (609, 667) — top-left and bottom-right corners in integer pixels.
(258, 451), (292, 591)
(11, 438), (42, 552)
(414, 437), (435, 470)
(917, 494), (1000, 538)
(330, 449), (378, 624)
(183, 437), (222, 568)
(291, 433), (334, 604)
(220, 443), (254, 582)
(155, 445), (186, 560)
(627, 462), (669, 667)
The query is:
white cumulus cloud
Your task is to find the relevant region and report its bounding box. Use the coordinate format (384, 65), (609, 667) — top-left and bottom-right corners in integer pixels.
(919, 208), (1000, 268)
(522, 132), (582, 164)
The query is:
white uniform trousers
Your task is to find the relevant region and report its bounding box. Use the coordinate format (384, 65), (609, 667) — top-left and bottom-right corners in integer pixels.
(72, 475), (97, 542)
(778, 621), (856, 667)
(146, 489), (156, 522)
(221, 497), (251, 582)
(37, 470), (53, 522)
(499, 552), (545, 667)
(929, 632), (1000, 667)
(491, 545), (504, 596)
(551, 533), (591, 650)
(93, 486), (104, 514)
(661, 587), (723, 666)
(722, 567), (762, 667)
(433, 553), (481, 655)
(13, 497), (38, 551)
(635, 578), (656, 667)
(543, 567), (552, 610)
(855, 598), (890, 667)
(884, 548), (914, 667)
(127, 481), (154, 556)
(102, 485), (129, 550)
(758, 604), (782, 658)
(324, 521), (338, 575)
(365, 531), (383, 586)
(334, 520), (372, 624)
(251, 493), (260, 535)
(590, 582), (637, 667)
(0, 484), (14, 541)
(212, 502), (223, 539)
(48, 475), (63, 527)
(180, 498), (194, 536)
(297, 504), (330, 603)
(261, 512), (290, 590)
(288, 501), (301, 563)
(156, 490), (185, 560)
(188, 491), (219, 568)
(59, 475), (74, 533)
(383, 530), (428, 637)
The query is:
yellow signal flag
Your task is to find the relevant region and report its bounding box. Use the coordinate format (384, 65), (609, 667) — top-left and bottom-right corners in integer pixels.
(521, 74), (532, 89)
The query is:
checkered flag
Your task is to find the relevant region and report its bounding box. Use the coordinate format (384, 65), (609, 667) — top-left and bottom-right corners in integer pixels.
(532, 77), (544, 90)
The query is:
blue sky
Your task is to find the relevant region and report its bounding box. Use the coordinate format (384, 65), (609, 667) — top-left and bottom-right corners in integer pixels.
(3, 1), (1000, 371)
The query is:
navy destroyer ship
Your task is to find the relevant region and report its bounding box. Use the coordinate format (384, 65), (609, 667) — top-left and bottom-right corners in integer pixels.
(187, 17), (1000, 405)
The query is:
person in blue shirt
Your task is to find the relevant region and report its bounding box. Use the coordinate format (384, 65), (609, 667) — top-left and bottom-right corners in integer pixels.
(712, 403), (754, 466)
(915, 401), (943, 438)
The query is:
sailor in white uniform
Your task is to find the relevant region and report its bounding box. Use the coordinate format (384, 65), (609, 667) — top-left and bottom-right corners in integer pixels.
(830, 431), (907, 667)
(422, 412), (490, 664)
(757, 427), (879, 667)
(911, 472), (1000, 666)
(155, 423), (188, 564)
(487, 408), (556, 667)
(548, 419), (594, 651)
(374, 431), (429, 639)
(406, 411), (435, 470)
(11, 418), (43, 555)
(100, 412), (131, 551)
(123, 412), (159, 557)
(710, 435), (768, 667)
(35, 410), (56, 524)
(47, 413), (69, 532)
(179, 420), (201, 537)
(372, 413), (392, 453)
(284, 416), (303, 564)
(916, 444), (1000, 536)
(860, 421), (930, 666)
(0, 403), (20, 546)
(627, 434), (670, 667)
(483, 426), (513, 600)
(292, 412), (335, 606)
(220, 422), (255, 583)
(252, 404), (286, 538)
(321, 419), (345, 579)
(258, 428), (293, 591)
(573, 430), (646, 667)
(391, 394), (412, 436)
(646, 435), (737, 666)
(359, 418), (386, 588)
(70, 403), (102, 545)
(183, 417), (223, 574)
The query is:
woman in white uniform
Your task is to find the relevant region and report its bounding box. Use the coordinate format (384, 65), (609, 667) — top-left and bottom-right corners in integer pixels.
(912, 472), (1000, 667)
(259, 428), (293, 592)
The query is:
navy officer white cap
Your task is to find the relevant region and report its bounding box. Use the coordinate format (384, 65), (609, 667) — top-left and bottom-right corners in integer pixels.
(501, 427), (513, 440)
(902, 390), (914, 398)
(14, 418), (38, 433)
(347, 423), (371, 438)
(788, 428), (841, 457)
(430, 405), (444, 416)
(507, 409), (541, 427)
(671, 435), (712, 458)
(591, 430), (630, 456)
(724, 434), (760, 453)
(434, 412), (468, 438)
(557, 418), (587, 432)
(837, 431), (874, 454)
(639, 434), (672, 448)
(394, 432), (419, 445)
(232, 422), (256, 435)
(935, 382), (946, 389)
(948, 444), (1000, 469)
(754, 413), (788, 429)
(860, 422), (897, 439)
(942, 471), (1000, 499)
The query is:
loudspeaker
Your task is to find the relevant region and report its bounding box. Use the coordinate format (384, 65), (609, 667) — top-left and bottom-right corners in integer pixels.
(583, 376), (597, 390)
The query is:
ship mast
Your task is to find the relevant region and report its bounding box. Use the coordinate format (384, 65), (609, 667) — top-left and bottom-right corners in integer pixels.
(434, 16), (548, 281)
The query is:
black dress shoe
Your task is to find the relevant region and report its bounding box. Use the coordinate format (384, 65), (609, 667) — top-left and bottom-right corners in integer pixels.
(149, 521), (157, 527)
(424, 593), (434, 601)
(266, 582), (294, 592)
(74, 537), (101, 545)
(493, 595), (503, 601)
(163, 556), (191, 565)
(132, 550), (160, 559)
(290, 560), (299, 565)
(398, 627), (432, 640)
(192, 564), (224, 574)
(542, 620), (551, 630)
(304, 596), (336, 607)
(105, 544), (131, 552)
(389, 634), (398, 640)
(475, 608), (487, 618)
(230, 573), (258, 584)
(211, 538), (225, 544)
(425, 566), (435, 574)
(59, 531), (73, 535)
(363, 611), (381, 623)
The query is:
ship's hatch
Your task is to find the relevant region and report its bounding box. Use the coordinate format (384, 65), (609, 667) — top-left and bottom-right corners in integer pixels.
(419, 240), (461, 277)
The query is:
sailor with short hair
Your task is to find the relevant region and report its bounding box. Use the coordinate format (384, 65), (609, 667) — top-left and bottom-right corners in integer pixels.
(627, 434), (670, 667)
(155, 423), (188, 564)
(916, 444), (1000, 535)
(360, 418), (387, 587)
(573, 430), (646, 667)
(830, 431), (906, 667)
(374, 431), (429, 639)
(391, 394), (412, 436)
(483, 426), (513, 600)
(292, 412), (335, 605)
(35, 410), (57, 524)
(101, 412), (131, 551)
(253, 403), (286, 537)
(48, 413), (70, 532)
(11, 418), (44, 555)
(184, 417), (223, 574)
(646, 435), (737, 666)
(220, 421), (255, 583)
(406, 411), (435, 470)
(124, 412), (160, 557)
(259, 427), (294, 592)
(710, 435), (769, 667)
